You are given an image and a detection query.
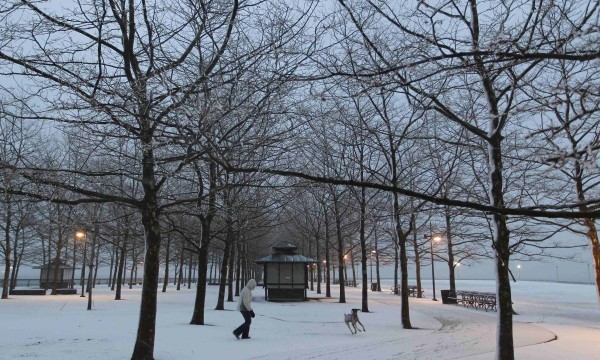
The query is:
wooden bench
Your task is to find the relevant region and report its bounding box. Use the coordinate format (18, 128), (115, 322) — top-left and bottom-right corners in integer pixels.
(389, 285), (424, 297)
(408, 285), (424, 297)
(332, 279), (357, 287)
(454, 291), (496, 311)
(9, 289), (47, 295)
(55, 288), (78, 295)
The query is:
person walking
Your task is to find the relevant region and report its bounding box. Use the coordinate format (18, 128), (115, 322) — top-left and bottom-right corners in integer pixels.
(233, 278), (256, 340)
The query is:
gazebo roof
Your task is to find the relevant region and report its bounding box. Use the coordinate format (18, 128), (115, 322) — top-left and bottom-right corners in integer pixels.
(32, 258), (73, 269)
(255, 242), (316, 264)
(272, 242), (297, 252)
(255, 253), (316, 264)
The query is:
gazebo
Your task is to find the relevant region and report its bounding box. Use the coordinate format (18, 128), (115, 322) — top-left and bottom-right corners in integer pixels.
(34, 258), (74, 289)
(255, 242), (316, 301)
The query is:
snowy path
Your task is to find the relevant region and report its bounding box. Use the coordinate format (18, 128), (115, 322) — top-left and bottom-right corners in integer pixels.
(247, 288), (556, 360)
(0, 281), (598, 359)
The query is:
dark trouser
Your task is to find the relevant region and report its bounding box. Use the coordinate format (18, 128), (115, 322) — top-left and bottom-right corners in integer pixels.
(233, 311), (252, 338)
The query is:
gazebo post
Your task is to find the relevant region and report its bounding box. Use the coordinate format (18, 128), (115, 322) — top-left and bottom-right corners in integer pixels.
(263, 264), (268, 300)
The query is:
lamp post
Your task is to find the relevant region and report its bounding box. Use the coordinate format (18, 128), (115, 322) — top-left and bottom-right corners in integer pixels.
(343, 254), (348, 286)
(71, 231), (85, 289)
(370, 250), (376, 290)
(455, 262), (460, 279)
(426, 222), (442, 301)
(77, 231), (87, 297)
(517, 264), (521, 281)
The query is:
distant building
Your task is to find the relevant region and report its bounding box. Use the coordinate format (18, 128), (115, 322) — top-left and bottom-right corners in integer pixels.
(255, 242), (315, 301)
(33, 258), (74, 289)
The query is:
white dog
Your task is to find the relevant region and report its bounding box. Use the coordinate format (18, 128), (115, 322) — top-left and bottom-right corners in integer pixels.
(344, 308), (366, 334)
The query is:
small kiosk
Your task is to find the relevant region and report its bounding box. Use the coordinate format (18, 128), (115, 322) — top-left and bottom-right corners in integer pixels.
(34, 258), (74, 289)
(255, 242), (315, 301)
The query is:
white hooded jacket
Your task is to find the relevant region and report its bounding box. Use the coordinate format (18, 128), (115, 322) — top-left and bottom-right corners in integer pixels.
(237, 279), (256, 312)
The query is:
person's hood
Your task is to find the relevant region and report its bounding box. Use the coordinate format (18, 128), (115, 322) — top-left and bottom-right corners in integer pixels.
(246, 279), (257, 290)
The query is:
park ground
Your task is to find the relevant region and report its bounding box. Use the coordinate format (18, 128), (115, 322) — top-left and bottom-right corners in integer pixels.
(0, 279), (599, 359)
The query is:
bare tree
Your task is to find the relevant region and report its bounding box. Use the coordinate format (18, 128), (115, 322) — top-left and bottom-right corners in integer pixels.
(526, 57), (600, 301)
(0, 0), (241, 357)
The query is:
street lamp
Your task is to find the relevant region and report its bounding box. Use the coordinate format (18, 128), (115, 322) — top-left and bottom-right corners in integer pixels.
(517, 264), (521, 281)
(343, 255), (348, 286)
(76, 231), (87, 297)
(370, 250), (376, 290)
(455, 262), (461, 280)
(71, 231), (85, 289)
(425, 228), (442, 301)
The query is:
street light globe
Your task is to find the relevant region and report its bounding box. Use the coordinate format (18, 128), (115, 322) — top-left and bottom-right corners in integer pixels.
(75, 231), (85, 238)
(433, 235), (442, 242)
(371, 250), (376, 253)
(517, 264), (521, 269)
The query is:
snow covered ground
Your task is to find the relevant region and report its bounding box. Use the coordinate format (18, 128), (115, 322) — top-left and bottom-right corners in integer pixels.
(0, 279), (598, 359)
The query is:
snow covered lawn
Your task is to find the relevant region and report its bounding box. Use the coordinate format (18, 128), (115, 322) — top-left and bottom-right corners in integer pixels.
(0, 280), (598, 359)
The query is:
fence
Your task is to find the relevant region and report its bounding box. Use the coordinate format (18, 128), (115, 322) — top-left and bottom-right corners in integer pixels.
(1, 278), (200, 289)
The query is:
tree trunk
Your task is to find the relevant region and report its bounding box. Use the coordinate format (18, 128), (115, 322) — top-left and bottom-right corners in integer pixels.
(584, 218), (600, 304)
(87, 230), (97, 310)
(411, 215), (422, 298)
(489, 133), (513, 360)
(187, 252), (193, 289)
(445, 207), (456, 292)
(112, 229), (122, 291)
(115, 245), (126, 299)
(131, 132), (162, 359)
(51, 207), (64, 295)
(190, 245), (209, 324)
(235, 238), (242, 296)
(316, 232), (322, 295)
(131, 221), (161, 360)
(129, 239), (137, 289)
(394, 192), (412, 329)
(309, 241), (314, 291)
(350, 250), (355, 286)
(162, 233), (171, 293)
(108, 244), (115, 288)
(324, 209), (331, 298)
(216, 217), (233, 310)
(375, 238), (381, 291)
(1, 200), (11, 299)
(573, 162), (600, 306)
(93, 247), (100, 288)
(177, 247), (184, 291)
(227, 234), (236, 302)
(333, 192), (345, 303)
(80, 242), (87, 296)
(394, 241), (399, 295)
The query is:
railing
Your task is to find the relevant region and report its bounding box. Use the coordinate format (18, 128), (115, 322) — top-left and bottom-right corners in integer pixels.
(332, 279), (358, 286)
(1, 278), (200, 289)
